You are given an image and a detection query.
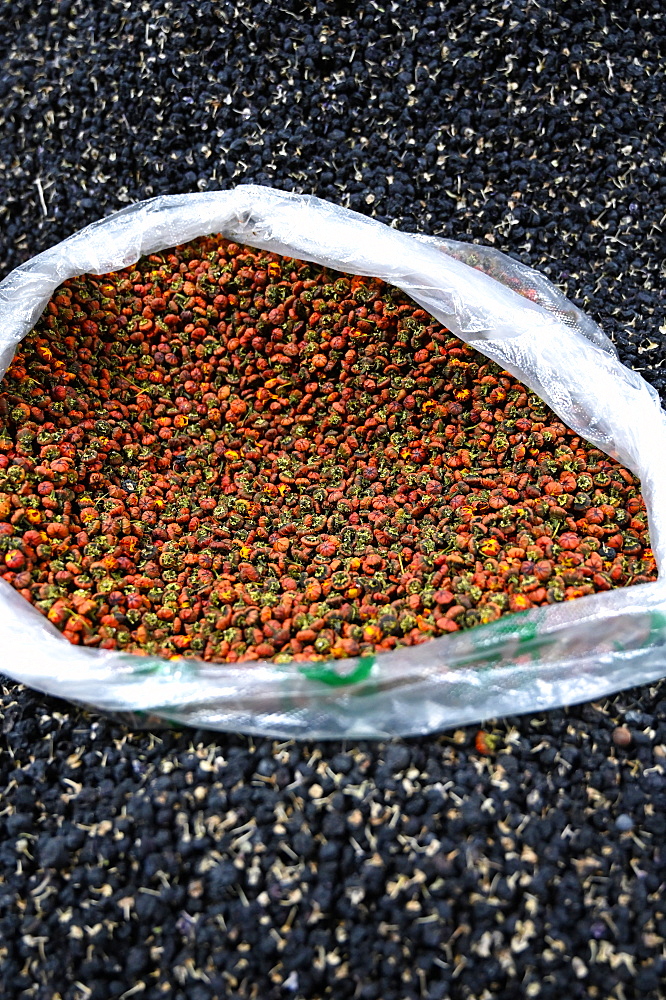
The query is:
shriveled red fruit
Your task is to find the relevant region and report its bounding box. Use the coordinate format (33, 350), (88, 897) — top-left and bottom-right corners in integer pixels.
(475, 730), (500, 755)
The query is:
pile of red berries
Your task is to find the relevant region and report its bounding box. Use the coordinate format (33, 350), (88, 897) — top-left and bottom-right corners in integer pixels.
(0, 235), (656, 663)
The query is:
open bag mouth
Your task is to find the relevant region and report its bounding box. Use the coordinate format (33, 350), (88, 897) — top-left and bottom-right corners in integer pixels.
(1, 185), (665, 739)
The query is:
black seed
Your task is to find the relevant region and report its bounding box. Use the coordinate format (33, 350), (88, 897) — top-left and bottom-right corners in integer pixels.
(382, 744), (411, 773)
(5, 813), (34, 836)
(38, 836), (69, 869)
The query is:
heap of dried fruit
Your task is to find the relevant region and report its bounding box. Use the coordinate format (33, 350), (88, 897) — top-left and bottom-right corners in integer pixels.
(0, 236), (657, 664)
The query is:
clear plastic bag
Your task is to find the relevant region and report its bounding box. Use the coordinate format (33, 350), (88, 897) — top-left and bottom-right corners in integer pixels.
(1, 185), (665, 738)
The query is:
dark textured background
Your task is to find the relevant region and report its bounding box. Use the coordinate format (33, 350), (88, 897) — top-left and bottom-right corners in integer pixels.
(1, 2), (665, 998)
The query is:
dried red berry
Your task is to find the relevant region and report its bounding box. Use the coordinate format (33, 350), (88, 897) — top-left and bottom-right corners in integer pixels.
(475, 730), (500, 755)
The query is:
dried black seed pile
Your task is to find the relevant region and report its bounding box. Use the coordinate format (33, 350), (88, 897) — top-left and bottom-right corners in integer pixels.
(1, 2), (665, 998)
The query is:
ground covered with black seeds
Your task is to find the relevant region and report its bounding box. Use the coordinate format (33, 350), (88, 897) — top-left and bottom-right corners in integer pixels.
(1, 2), (665, 998)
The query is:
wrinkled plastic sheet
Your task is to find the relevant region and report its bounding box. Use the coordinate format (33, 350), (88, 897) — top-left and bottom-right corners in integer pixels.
(1, 185), (665, 738)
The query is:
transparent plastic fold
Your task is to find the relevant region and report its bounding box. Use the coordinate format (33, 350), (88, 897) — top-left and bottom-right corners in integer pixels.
(0, 185), (664, 738)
